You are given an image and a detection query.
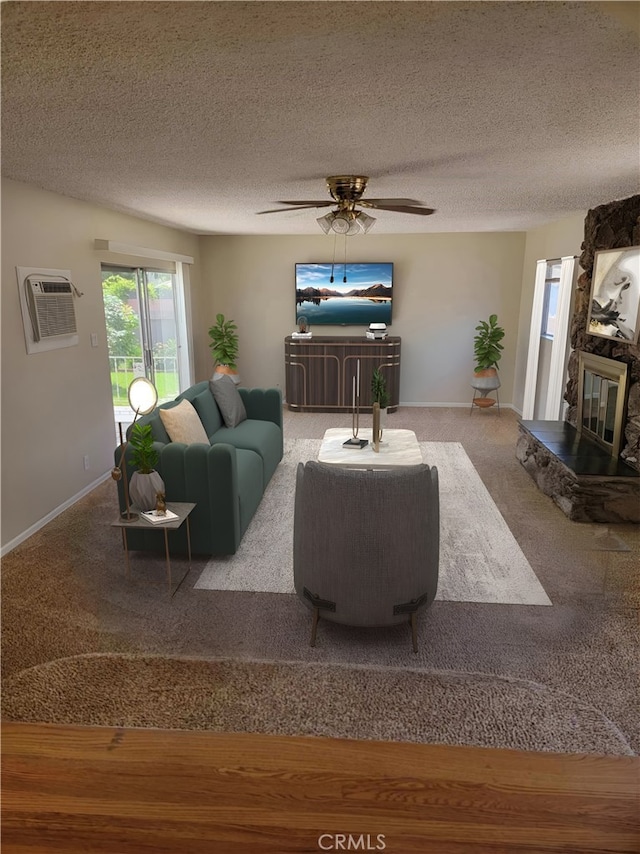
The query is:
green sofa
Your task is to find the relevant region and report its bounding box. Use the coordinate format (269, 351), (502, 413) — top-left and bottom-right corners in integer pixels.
(114, 381), (283, 555)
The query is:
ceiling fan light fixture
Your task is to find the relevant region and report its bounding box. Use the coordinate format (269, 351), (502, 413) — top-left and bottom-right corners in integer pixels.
(355, 210), (376, 233)
(329, 211), (351, 234)
(316, 209), (376, 235)
(316, 212), (334, 234)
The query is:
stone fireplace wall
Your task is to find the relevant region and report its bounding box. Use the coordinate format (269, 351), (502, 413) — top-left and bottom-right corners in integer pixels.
(565, 194), (640, 472)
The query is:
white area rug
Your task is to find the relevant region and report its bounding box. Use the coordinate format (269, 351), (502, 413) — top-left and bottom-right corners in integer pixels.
(196, 440), (551, 606)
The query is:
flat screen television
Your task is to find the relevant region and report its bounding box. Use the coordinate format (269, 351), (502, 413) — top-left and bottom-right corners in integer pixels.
(295, 262), (393, 326)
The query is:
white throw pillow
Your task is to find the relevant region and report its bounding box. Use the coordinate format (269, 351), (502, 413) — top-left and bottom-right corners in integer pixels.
(159, 399), (209, 444)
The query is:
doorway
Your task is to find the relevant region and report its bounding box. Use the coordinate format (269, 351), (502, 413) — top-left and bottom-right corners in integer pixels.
(101, 264), (183, 438)
(522, 256), (578, 421)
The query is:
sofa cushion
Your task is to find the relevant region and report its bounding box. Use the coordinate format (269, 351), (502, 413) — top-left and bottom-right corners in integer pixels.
(212, 419), (282, 488)
(159, 399), (209, 445)
(192, 388), (223, 438)
(209, 375), (247, 428)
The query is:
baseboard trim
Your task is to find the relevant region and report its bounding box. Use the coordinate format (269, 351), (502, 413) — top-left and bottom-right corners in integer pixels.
(1, 472), (111, 557)
(400, 401), (519, 410)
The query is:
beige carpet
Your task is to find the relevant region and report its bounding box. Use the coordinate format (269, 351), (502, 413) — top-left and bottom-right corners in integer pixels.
(196, 439), (551, 605)
(2, 654), (633, 755)
(2, 408), (638, 756)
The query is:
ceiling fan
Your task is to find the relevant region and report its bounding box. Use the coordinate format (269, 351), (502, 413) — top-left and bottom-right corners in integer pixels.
(257, 175), (436, 234)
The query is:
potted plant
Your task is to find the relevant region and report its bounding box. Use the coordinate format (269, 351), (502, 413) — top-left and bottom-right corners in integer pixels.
(209, 313), (239, 382)
(371, 367), (390, 439)
(472, 314), (504, 404)
(371, 367), (390, 409)
(128, 422), (165, 511)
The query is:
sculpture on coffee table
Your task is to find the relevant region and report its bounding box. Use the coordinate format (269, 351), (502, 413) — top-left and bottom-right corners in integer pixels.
(343, 359), (368, 448)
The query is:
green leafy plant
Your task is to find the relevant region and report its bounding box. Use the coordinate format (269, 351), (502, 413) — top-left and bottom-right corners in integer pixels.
(129, 423), (158, 474)
(473, 314), (505, 371)
(208, 313), (239, 370)
(371, 367), (390, 409)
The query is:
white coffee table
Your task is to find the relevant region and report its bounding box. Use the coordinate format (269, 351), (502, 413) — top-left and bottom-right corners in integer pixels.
(318, 428), (423, 469)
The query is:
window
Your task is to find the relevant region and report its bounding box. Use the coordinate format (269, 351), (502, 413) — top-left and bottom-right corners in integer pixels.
(541, 261), (561, 339)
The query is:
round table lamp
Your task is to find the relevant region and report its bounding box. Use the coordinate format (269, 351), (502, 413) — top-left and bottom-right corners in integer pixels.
(111, 377), (159, 521)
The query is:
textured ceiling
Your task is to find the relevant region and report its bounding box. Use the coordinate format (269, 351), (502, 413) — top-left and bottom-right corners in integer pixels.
(2, 1), (639, 235)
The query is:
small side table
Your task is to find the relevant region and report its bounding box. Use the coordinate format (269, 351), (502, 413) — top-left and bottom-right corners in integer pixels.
(111, 502), (196, 597)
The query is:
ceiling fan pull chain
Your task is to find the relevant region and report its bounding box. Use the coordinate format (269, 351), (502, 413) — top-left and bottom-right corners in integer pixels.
(330, 233), (337, 283)
(343, 235), (348, 283)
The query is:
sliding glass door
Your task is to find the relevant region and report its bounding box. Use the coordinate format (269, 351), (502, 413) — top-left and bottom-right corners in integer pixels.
(102, 265), (182, 431)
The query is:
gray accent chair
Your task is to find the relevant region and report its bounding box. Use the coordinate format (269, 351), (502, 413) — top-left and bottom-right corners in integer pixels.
(293, 461), (439, 652)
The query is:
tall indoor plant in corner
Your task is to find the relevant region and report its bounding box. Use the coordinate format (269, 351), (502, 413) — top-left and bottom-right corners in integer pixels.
(472, 314), (504, 405)
(209, 313), (240, 383)
(128, 422), (165, 511)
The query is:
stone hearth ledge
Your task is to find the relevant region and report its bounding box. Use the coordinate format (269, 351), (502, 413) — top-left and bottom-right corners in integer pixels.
(516, 422), (640, 523)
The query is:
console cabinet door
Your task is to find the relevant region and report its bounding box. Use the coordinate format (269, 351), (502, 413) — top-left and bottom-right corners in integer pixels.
(285, 337), (400, 412)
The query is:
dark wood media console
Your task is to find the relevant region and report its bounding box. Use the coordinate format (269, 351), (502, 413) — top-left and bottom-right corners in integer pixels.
(284, 336), (401, 413)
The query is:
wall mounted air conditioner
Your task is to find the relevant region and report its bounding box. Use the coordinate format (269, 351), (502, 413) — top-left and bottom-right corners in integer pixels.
(17, 267), (80, 355)
(26, 279), (77, 340)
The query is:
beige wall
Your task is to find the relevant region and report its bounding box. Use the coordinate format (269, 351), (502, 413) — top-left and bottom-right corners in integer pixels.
(1, 179), (201, 550)
(197, 232), (527, 406)
(512, 213), (586, 413)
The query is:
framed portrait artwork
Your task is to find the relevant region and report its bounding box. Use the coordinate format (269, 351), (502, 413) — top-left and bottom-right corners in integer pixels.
(586, 246), (640, 344)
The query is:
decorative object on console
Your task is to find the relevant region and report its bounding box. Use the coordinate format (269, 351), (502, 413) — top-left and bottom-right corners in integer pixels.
(209, 374), (247, 428)
(128, 421), (165, 512)
(343, 358), (368, 448)
(159, 399), (209, 444)
(471, 314), (504, 412)
(208, 313), (240, 383)
(291, 314), (312, 339)
(366, 322), (388, 340)
(295, 262), (393, 326)
(586, 246), (640, 344)
(111, 376), (159, 521)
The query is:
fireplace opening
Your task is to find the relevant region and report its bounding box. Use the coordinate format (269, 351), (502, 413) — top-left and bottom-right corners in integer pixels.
(577, 351), (628, 457)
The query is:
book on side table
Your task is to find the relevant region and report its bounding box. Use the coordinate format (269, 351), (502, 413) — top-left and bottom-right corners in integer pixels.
(141, 509), (179, 524)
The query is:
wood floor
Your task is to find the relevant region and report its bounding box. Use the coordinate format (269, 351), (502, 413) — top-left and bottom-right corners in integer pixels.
(2, 722), (638, 853)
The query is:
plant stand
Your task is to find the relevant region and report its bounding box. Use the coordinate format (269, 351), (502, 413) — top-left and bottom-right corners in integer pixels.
(470, 368), (501, 415)
(470, 387), (500, 414)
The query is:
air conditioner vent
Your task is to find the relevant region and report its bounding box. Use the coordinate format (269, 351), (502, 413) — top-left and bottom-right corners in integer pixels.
(41, 281), (74, 294)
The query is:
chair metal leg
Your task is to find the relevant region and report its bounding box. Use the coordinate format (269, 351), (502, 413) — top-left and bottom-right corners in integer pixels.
(310, 607), (319, 647)
(410, 613), (418, 654)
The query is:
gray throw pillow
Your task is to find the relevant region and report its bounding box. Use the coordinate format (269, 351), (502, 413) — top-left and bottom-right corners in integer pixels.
(209, 375), (247, 428)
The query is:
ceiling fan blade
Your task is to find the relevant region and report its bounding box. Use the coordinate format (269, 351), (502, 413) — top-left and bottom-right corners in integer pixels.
(365, 203), (436, 216)
(362, 198), (426, 206)
(275, 200), (334, 207)
(256, 204), (333, 215)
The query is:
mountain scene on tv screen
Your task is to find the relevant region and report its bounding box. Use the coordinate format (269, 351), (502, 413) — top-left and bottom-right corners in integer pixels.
(296, 262), (393, 325)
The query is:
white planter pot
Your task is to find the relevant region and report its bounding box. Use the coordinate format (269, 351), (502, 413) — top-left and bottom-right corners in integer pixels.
(471, 369), (501, 391)
(129, 470), (165, 512)
(212, 366), (240, 385)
